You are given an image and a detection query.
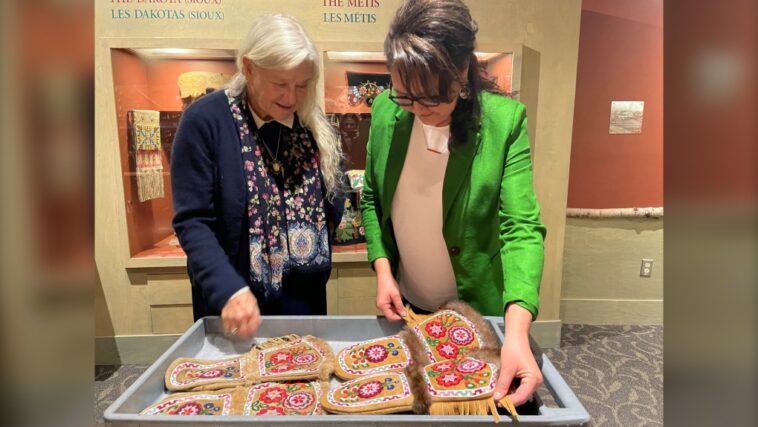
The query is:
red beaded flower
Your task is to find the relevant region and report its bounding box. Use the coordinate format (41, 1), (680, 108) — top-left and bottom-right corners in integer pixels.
(270, 351), (293, 364)
(357, 380), (384, 399)
(364, 345), (389, 363)
(425, 321), (447, 338)
(257, 406), (285, 416)
(431, 361), (456, 373)
(436, 342), (459, 359)
(269, 363), (294, 373)
(260, 386), (287, 404)
(173, 402), (202, 415)
(436, 371), (463, 387)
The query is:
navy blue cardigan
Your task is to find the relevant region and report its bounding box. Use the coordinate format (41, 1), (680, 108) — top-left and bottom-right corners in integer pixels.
(171, 90), (341, 317)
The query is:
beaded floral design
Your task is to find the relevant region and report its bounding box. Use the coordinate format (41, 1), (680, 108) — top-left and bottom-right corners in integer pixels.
(326, 372), (412, 408)
(347, 81), (387, 107)
(336, 335), (411, 378)
(258, 338), (326, 378)
(412, 310), (484, 363)
(168, 358), (243, 388)
(141, 393), (233, 416)
(423, 357), (497, 399)
(243, 381), (322, 416)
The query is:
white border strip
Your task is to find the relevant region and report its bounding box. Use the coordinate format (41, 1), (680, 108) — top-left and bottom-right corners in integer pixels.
(566, 207), (663, 218)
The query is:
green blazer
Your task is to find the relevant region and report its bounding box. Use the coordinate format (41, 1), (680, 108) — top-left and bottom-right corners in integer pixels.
(361, 90), (546, 318)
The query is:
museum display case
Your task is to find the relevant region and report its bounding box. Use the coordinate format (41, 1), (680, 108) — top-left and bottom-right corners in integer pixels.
(111, 47), (237, 263)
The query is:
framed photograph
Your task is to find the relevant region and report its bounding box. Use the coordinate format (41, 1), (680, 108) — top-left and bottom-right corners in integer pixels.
(609, 100), (644, 134)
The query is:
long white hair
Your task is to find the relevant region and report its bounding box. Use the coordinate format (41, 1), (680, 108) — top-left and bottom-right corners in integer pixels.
(227, 13), (343, 198)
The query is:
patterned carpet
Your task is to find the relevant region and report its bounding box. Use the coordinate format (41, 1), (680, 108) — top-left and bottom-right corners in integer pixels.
(95, 324), (662, 426)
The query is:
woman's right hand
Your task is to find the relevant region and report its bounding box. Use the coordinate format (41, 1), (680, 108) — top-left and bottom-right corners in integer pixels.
(374, 258), (407, 321)
(221, 289), (261, 337)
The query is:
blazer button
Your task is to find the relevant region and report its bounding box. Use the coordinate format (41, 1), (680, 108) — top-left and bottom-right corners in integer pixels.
(449, 246), (461, 256)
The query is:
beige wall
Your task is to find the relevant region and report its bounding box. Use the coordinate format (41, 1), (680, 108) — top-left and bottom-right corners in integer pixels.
(561, 218), (663, 324)
(95, 1), (582, 349)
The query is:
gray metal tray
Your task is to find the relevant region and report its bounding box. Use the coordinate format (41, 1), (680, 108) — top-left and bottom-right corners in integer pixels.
(104, 316), (589, 426)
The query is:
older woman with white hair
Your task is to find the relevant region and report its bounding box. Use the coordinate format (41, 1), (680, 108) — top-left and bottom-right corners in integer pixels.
(171, 14), (344, 337)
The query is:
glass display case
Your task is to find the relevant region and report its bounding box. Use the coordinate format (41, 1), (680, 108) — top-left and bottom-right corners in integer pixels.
(111, 48), (237, 260)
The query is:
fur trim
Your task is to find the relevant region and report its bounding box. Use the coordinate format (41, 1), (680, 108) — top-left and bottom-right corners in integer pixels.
(469, 347), (502, 369)
(399, 328), (430, 366)
(251, 334), (302, 351)
(304, 335), (336, 381)
(403, 360), (430, 414)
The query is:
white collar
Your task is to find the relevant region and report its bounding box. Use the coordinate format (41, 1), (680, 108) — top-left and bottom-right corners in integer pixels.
(249, 104), (294, 130)
(417, 118), (451, 154)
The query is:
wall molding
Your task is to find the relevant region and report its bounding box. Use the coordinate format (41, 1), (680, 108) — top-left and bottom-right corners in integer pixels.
(561, 298), (663, 325)
(566, 207), (663, 218)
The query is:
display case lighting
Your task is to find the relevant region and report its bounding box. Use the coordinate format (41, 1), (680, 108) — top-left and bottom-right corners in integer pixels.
(325, 51), (505, 63)
(474, 51), (507, 61)
(128, 48), (236, 60)
(325, 51), (387, 63)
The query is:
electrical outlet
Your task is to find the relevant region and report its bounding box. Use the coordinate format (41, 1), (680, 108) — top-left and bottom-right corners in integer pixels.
(640, 259), (653, 278)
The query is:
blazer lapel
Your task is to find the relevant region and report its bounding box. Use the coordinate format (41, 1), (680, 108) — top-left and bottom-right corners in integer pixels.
(442, 126), (481, 223)
(381, 109), (413, 219)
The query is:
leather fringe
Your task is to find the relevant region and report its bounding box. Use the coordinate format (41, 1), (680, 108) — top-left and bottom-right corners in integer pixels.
(402, 305), (431, 327)
(251, 334), (302, 351)
(137, 170), (164, 202)
(428, 398), (502, 423)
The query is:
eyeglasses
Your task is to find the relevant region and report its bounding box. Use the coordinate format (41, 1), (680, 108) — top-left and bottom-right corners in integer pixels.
(388, 88), (452, 108)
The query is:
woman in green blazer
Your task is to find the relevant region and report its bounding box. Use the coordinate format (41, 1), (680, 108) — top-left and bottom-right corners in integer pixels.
(361, 0), (547, 408)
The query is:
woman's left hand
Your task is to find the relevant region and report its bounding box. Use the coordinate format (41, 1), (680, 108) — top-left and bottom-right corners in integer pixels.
(492, 304), (543, 407)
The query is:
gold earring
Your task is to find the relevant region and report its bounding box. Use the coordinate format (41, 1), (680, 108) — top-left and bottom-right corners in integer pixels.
(459, 84), (470, 100)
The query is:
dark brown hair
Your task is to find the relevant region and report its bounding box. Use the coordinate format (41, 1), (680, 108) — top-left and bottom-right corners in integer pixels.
(384, 0), (500, 144)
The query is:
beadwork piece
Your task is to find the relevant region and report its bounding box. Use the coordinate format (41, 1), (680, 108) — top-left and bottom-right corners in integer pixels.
(410, 309), (484, 363)
(141, 381), (324, 417)
(242, 381), (324, 416)
(167, 357), (245, 391)
(257, 337), (329, 380)
(334, 335), (412, 380)
(164, 335), (334, 392)
(321, 372), (414, 414)
(131, 109), (164, 202)
(141, 390), (236, 416)
(423, 357), (497, 400)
